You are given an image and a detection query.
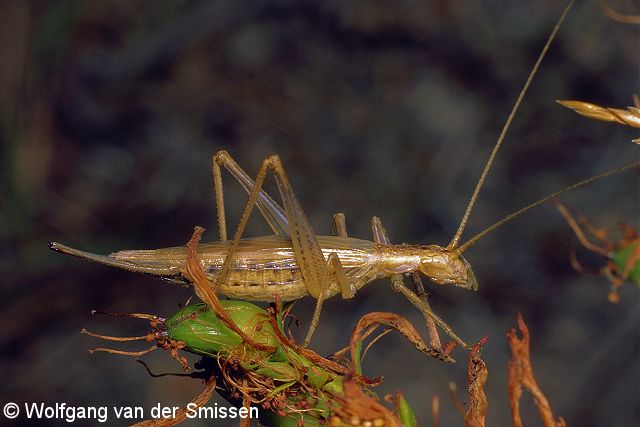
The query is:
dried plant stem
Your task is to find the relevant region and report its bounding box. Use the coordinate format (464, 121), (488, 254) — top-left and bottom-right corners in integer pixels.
(349, 312), (456, 366)
(601, 2), (640, 24)
(463, 337), (489, 427)
(507, 313), (565, 427)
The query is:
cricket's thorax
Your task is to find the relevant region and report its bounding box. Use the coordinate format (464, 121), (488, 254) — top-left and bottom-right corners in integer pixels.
(111, 235), (382, 302)
(375, 244), (421, 274)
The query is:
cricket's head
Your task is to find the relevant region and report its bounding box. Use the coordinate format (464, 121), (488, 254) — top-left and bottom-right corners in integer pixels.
(417, 246), (477, 291)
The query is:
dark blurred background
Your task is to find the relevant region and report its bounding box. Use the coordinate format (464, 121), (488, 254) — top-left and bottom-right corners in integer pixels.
(1, 0), (639, 426)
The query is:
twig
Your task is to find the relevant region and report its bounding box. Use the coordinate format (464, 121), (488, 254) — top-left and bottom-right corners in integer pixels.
(463, 336), (489, 427)
(507, 313), (565, 427)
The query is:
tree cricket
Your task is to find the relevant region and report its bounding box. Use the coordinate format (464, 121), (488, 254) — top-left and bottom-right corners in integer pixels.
(48, 0), (639, 353)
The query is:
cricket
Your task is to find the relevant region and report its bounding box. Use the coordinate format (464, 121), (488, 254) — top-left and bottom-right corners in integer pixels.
(48, 0), (638, 353)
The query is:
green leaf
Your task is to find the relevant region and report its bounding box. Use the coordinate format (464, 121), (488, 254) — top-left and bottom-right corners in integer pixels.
(397, 393), (417, 427)
(611, 241), (640, 284)
(165, 302), (278, 354)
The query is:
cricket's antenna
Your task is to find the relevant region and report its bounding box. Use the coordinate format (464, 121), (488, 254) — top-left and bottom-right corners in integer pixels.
(454, 161), (640, 255)
(447, 0), (575, 250)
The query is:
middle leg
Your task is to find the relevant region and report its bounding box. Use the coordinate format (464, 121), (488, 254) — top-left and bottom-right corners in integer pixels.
(330, 212), (348, 237)
(303, 251), (352, 346)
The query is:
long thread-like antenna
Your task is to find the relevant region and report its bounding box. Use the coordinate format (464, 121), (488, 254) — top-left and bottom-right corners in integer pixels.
(454, 160), (640, 255)
(447, 0), (576, 250)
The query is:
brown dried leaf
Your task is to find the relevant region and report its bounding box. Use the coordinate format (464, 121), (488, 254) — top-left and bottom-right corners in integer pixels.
(507, 313), (565, 427)
(350, 312), (456, 365)
(330, 378), (401, 427)
(464, 336), (488, 427)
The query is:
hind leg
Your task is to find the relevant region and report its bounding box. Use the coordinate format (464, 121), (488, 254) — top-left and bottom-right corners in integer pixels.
(212, 150), (289, 241)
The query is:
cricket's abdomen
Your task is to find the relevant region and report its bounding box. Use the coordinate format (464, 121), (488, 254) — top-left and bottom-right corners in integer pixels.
(111, 235), (381, 302)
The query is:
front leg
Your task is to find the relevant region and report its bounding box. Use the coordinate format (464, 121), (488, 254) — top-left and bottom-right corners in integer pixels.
(372, 216), (467, 349)
(391, 276), (469, 349)
(409, 271), (443, 351)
